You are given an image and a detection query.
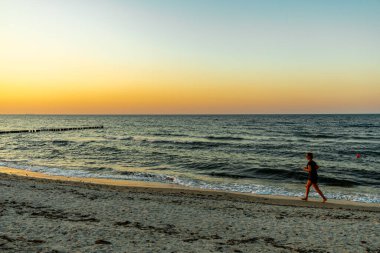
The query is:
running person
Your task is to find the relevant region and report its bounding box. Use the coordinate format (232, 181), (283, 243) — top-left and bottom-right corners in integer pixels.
(302, 153), (327, 202)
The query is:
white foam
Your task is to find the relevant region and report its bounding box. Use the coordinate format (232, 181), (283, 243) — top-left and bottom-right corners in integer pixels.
(1, 161), (379, 203)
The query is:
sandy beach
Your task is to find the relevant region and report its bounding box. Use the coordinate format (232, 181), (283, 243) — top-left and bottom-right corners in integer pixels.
(0, 167), (379, 253)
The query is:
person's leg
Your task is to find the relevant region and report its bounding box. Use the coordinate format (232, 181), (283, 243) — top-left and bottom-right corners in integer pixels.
(302, 180), (312, 200)
(312, 183), (327, 202)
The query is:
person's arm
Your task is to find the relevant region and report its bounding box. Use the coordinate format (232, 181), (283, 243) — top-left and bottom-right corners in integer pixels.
(315, 164), (320, 170)
(303, 165), (311, 172)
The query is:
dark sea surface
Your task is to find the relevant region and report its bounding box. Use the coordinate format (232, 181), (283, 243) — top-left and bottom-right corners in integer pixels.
(0, 114), (379, 203)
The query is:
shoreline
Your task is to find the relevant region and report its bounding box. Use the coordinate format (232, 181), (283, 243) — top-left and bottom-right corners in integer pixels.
(1, 166), (379, 212)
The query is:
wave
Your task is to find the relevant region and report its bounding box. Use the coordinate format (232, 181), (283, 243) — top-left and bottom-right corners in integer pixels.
(295, 133), (344, 139)
(208, 168), (363, 187)
(183, 161), (232, 171)
(117, 171), (175, 182)
(52, 140), (72, 146)
(345, 168), (380, 181)
(133, 136), (233, 149)
(208, 172), (251, 179)
(349, 136), (380, 141)
(48, 149), (64, 157)
(104, 136), (133, 141)
(149, 134), (245, 141)
(173, 175), (380, 203)
(205, 136), (245, 141)
(247, 168), (306, 181)
(205, 168), (305, 181)
(151, 133), (190, 137)
(97, 146), (123, 154)
(12, 146), (30, 150)
(317, 176), (359, 187)
(347, 123), (380, 128)
(88, 166), (114, 172)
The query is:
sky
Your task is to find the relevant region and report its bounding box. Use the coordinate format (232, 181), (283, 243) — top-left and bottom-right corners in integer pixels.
(1, 0), (379, 114)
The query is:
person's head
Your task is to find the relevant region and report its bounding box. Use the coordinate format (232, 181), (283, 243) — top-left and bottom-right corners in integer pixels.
(306, 152), (313, 161)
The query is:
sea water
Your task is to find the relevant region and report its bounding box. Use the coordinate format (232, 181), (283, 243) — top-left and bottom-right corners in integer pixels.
(0, 114), (379, 203)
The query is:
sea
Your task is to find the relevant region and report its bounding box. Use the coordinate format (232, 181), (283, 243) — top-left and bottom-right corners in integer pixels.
(0, 114), (379, 203)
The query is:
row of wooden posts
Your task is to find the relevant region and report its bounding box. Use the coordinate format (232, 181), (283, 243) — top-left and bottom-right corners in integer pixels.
(0, 126), (104, 135)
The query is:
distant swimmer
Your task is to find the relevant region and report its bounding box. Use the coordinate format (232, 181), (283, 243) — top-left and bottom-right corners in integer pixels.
(301, 153), (327, 203)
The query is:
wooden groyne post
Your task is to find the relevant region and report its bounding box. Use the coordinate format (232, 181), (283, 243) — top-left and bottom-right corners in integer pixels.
(0, 126), (104, 135)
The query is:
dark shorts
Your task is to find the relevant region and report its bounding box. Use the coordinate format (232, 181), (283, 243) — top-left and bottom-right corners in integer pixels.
(308, 176), (318, 184)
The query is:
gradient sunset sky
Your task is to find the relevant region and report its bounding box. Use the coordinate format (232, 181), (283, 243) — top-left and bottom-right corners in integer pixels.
(1, 0), (379, 114)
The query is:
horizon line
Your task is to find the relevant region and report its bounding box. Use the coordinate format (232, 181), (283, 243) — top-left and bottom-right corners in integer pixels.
(1, 113), (379, 116)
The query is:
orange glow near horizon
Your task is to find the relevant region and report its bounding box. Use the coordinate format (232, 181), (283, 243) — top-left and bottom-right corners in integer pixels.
(2, 67), (379, 114)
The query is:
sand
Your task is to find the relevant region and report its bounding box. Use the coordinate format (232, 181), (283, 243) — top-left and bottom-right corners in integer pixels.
(0, 167), (379, 253)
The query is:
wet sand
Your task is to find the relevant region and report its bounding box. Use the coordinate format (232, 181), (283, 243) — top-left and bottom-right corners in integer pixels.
(1, 167), (379, 252)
